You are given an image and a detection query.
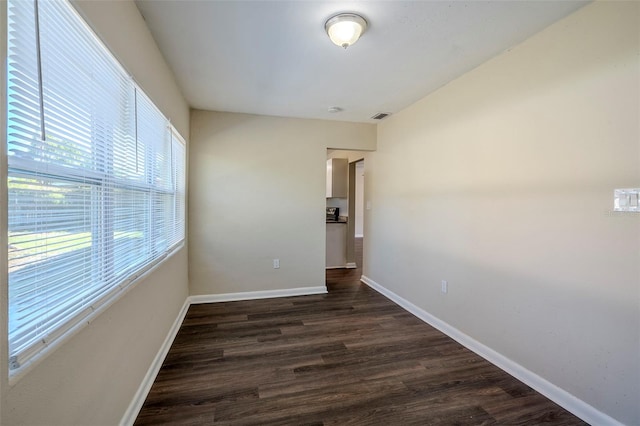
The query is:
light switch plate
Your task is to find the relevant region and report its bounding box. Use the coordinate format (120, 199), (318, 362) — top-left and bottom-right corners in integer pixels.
(614, 189), (640, 212)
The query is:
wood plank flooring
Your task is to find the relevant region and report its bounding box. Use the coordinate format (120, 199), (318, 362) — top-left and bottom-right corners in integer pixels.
(136, 238), (585, 425)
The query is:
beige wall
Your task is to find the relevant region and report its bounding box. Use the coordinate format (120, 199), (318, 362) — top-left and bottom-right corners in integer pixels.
(355, 161), (365, 237)
(327, 149), (366, 163)
(0, 1), (190, 424)
(189, 111), (375, 295)
(364, 1), (639, 424)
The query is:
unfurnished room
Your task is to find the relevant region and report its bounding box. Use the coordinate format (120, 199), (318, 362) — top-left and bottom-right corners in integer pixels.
(0, 0), (638, 425)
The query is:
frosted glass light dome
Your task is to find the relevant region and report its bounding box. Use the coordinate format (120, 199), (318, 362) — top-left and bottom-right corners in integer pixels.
(325, 13), (368, 49)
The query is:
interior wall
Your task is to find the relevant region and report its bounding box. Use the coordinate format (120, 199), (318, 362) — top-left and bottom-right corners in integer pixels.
(1, 1), (190, 424)
(327, 150), (366, 163)
(355, 161), (365, 237)
(326, 150), (367, 220)
(363, 1), (639, 424)
(189, 110), (375, 296)
(71, 0), (189, 136)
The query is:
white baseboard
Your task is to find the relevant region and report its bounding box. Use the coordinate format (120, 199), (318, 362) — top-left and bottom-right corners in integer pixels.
(119, 298), (190, 426)
(345, 262), (357, 269)
(189, 286), (327, 304)
(355, 233), (363, 238)
(359, 275), (623, 426)
(120, 285), (326, 424)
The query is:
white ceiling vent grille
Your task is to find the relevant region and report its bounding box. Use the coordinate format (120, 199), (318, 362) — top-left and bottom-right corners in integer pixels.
(371, 112), (391, 120)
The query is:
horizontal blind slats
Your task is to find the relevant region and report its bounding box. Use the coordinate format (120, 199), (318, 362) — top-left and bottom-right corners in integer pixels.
(7, 0), (186, 370)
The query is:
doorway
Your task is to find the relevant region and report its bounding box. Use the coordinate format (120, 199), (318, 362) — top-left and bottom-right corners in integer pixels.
(326, 150), (366, 270)
(326, 152), (366, 286)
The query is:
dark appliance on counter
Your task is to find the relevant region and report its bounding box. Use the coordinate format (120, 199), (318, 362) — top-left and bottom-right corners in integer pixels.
(326, 207), (339, 222)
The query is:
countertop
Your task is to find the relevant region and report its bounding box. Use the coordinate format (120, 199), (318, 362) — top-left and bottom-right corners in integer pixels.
(326, 216), (348, 224)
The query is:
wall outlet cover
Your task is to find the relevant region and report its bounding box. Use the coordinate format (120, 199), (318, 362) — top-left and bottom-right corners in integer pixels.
(614, 188), (640, 212)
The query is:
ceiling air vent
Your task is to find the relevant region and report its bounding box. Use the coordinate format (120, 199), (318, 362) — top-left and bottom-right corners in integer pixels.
(371, 112), (391, 120)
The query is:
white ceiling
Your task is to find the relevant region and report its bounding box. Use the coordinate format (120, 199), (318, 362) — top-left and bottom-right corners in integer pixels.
(135, 0), (587, 123)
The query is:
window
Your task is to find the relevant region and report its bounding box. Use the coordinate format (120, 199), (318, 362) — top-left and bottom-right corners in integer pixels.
(6, 0), (186, 370)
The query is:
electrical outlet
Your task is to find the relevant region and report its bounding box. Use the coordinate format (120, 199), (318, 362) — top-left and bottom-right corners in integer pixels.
(273, 259), (280, 269)
(441, 280), (448, 294)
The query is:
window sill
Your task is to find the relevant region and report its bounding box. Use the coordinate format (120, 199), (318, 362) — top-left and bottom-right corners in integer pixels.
(8, 241), (185, 386)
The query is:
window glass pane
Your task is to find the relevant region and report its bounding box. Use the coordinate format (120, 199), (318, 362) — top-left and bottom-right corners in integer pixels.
(8, 174), (97, 356)
(7, 0), (41, 160)
(112, 188), (150, 281)
(39, 0), (135, 175)
(6, 0), (186, 370)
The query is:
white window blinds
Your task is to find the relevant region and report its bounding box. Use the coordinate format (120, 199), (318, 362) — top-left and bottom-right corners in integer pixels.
(6, 0), (186, 370)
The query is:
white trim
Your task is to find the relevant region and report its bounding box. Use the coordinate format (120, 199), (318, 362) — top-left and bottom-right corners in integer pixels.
(355, 233), (364, 238)
(120, 285), (327, 424)
(359, 275), (623, 426)
(119, 298), (190, 426)
(345, 262), (357, 269)
(9, 244), (185, 385)
(189, 286), (327, 304)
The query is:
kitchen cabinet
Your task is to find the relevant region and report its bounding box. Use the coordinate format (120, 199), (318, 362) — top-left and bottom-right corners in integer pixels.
(326, 222), (347, 268)
(326, 158), (348, 198)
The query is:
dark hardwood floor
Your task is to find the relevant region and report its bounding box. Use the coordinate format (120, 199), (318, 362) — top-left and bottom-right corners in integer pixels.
(135, 238), (585, 425)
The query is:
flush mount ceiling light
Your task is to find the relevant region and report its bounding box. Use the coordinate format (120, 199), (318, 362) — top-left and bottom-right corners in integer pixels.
(325, 13), (368, 49)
